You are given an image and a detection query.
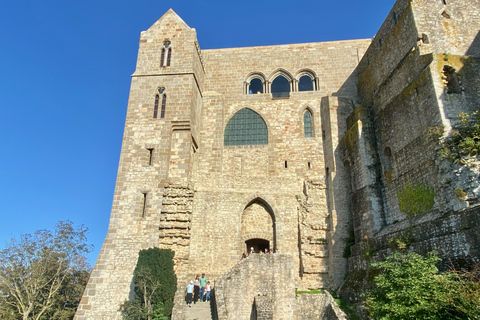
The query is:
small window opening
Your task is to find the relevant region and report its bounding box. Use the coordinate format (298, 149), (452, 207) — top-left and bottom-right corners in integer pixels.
(308, 162), (311, 169)
(379, 39), (382, 47)
(153, 95), (159, 118)
(322, 130), (326, 139)
(443, 65), (461, 94)
(393, 12), (397, 24)
(442, 0), (447, 5)
(249, 78), (263, 94)
(147, 148), (153, 166)
(304, 110), (313, 137)
(142, 193), (147, 218)
(271, 75), (290, 98)
(441, 10), (451, 19)
(298, 75), (314, 91)
(384, 147), (392, 172)
(284, 161), (288, 169)
(161, 94), (166, 118)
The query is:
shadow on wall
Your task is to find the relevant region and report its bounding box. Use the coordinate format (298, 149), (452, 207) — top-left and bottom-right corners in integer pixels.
(466, 30), (480, 57)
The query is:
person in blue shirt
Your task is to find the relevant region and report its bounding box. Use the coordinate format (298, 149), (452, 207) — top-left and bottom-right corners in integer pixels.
(186, 281), (194, 307)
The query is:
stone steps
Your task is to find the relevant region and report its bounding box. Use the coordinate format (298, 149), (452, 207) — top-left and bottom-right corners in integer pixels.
(182, 299), (213, 320)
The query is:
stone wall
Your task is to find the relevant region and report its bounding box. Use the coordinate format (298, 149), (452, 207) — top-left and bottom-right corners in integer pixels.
(339, 0), (480, 303)
(213, 254), (295, 320)
(295, 291), (347, 320)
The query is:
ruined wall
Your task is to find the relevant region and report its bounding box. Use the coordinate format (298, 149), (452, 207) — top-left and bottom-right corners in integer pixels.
(340, 0), (480, 302)
(295, 291), (347, 320)
(214, 254), (295, 320)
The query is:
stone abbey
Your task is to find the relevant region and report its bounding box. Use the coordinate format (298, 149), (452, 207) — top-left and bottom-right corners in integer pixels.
(75, 0), (480, 319)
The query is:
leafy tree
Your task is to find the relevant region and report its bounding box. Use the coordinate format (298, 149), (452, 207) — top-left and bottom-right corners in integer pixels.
(120, 248), (176, 320)
(365, 251), (480, 320)
(0, 221), (93, 320)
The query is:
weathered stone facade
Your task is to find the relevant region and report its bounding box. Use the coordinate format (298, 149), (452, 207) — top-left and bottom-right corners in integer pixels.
(75, 1), (480, 319)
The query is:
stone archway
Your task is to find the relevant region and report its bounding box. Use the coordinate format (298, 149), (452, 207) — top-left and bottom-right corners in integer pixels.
(241, 199), (276, 253)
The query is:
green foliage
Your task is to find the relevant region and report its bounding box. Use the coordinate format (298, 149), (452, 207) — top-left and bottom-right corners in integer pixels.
(388, 233), (412, 252)
(295, 288), (323, 296)
(434, 111), (480, 163)
(334, 297), (360, 320)
(0, 221), (92, 320)
(454, 187), (467, 200)
(120, 248), (176, 320)
(365, 251), (480, 320)
(397, 182), (435, 216)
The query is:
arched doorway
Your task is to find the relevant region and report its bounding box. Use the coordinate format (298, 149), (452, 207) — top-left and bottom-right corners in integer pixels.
(241, 199), (276, 253)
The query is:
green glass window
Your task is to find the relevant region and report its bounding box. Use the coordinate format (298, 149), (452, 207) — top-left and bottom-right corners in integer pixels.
(224, 108), (268, 146)
(304, 110), (312, 137)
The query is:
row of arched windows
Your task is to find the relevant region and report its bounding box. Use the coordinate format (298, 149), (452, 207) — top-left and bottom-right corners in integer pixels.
(245, 69), (318, 97)
(152, 94), (313, 144)
(224, 108), (314, 146)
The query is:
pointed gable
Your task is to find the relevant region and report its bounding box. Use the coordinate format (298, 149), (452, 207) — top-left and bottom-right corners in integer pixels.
(146, 9), (192, 34)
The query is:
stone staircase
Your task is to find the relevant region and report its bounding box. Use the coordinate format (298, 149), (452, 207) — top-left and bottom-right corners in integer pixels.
(181, 300), (213, 320)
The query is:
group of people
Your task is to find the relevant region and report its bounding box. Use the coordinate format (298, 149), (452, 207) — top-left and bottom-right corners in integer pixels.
(185, 273), (211, 307)
(241, 247), (279, 259)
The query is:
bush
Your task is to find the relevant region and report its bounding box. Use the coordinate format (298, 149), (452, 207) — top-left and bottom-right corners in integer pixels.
(365, 251), (480, 320)
(397, 182), (435, 216)
(120, 248), (176, 320)
(435, 111), (480, 163)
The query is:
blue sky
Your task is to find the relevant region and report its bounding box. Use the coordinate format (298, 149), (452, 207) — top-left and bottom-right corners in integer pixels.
(0, 0), (395, 264)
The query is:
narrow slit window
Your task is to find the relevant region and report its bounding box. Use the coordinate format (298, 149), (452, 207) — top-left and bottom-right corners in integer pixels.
(442, 0), (447, 5)
(160, 49), (165, 67)
(284, 161), (288, 169)
(153, 94), (159, 118)
(147, 148), (153, 166)
(161, 94), (166, 118)
(308, 162), (311, 169)
(393, 12), (397, 24)
(166, 48), (172, 66)
(142, 193), (147, 218)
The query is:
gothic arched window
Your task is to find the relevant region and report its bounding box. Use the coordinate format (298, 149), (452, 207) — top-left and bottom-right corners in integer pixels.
(160, 94), (166, 118)
(224, 108), (268, 146)
(304, 110), (313, 137)
(160, 41), (171, 67)
(153, 94), (159, 118)
(249, 78), (263, 94)
(271, 75), (290, 98)
(299, 75), (314, 91)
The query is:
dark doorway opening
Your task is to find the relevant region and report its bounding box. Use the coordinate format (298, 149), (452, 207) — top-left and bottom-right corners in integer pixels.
(245, 238), (270, 253)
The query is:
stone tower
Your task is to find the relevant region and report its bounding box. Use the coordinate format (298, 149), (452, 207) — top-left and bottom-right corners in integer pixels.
(75, 10), (205, 319)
